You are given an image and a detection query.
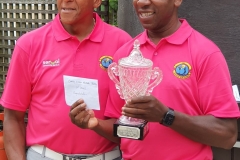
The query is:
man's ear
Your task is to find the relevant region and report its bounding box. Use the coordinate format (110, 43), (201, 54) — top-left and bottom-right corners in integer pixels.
(93, 0), (102, 9)
(174, 0), (183, 7)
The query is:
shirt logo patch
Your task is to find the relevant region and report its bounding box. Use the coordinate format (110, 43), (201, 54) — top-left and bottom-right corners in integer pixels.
(173, 62), (191, 79)
(99, 56), (113, 70)
(43, 59), (60, 67)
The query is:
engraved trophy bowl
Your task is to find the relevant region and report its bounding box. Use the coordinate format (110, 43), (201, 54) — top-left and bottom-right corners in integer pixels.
(108, 39), (163, 140)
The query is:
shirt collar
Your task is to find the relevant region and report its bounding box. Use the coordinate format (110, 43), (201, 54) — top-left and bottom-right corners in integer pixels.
(52, 12), (104, 42)
(137, 19), (193, 45)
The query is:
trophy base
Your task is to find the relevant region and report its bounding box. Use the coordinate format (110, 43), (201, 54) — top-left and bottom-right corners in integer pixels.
(113, 119), (149, 140)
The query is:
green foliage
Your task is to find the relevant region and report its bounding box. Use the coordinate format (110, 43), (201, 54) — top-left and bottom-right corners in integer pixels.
(109, 0), (118, 26)
(109, 0), (118, 11)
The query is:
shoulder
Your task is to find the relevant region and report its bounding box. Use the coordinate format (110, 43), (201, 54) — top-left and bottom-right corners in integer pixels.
(186, 28), (223, 68)
(15, 21), (53, 55)
(17, 21), (53, 46)
(190, 29), (221, 53)
(179, 19), (220, 54)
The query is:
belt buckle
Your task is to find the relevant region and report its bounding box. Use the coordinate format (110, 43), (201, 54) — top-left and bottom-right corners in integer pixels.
(63, 155), (88, 160)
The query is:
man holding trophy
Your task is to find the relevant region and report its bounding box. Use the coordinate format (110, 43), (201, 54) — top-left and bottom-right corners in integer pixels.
(70, 0), (240, 159)
(105, 0), (240, 159)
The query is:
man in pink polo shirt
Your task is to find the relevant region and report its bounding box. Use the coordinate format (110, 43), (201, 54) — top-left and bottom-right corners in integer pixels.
(69, 0), (240, 159)
(0, 0), (131, 160)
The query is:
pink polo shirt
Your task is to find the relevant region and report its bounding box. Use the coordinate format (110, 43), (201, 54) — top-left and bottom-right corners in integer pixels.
(0, 13), (132, 154)
(105, 19), (240, 160)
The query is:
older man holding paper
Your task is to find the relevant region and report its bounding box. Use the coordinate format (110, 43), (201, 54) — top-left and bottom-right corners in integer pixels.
(0, 0), (131, 159)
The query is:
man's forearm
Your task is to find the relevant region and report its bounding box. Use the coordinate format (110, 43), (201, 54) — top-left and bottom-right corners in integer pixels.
(4, 117), (26, 160)
(92, 118), (120, 144)
(171, 112), (237, 149)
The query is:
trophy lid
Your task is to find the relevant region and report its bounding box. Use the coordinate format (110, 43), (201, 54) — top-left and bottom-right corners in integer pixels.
(119, 39), (153, 67)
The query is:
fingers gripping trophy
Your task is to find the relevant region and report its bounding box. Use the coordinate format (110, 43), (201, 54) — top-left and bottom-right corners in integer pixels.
(108, 39), (163, 140)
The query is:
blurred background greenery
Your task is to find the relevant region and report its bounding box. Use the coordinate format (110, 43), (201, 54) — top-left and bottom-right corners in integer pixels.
(109, 0), (118, 26)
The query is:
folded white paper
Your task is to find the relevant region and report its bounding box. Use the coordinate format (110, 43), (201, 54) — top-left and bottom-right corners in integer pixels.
(63, 75), (100, 110)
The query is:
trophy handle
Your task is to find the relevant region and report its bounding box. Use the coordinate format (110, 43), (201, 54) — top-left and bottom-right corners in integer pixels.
(108, 62), (124, 98)
(146, 67), (163, 95)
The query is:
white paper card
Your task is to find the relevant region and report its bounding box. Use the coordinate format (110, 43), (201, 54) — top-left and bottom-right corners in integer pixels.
(232, 85), (240, 102)
(63, 75), (100, 110)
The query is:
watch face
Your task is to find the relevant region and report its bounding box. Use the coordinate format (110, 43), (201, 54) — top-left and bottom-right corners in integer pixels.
(162, 109), (175, 126)
(165, 113), (175, 125)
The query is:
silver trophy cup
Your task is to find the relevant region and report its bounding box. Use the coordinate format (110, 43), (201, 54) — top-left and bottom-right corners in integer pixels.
(108, 39), (163, 140)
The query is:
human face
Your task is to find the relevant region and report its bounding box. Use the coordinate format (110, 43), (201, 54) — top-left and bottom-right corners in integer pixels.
(133, 0), (182, 32)
(57, 0), (101, 25)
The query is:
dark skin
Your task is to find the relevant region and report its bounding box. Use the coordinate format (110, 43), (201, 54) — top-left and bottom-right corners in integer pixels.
(69, 0), (238, 151)
(134, 0), (182, 45)
(57, 0), (102, 41)
(69, 99), (120, 144)
(69, 96), (237, 149)
(3, 0), (104, 160)
(127, 0), (237, 149)
(122, 96), (237, 149)
(3, 109), (26, 160)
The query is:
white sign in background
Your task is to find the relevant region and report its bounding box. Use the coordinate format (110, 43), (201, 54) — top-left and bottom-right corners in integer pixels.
(232, 85), (240, 102)
(63, 75), (100, 110)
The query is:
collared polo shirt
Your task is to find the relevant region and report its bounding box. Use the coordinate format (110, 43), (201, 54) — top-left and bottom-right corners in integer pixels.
(0, 13), (132, 154)
(105, 19), (240, 160)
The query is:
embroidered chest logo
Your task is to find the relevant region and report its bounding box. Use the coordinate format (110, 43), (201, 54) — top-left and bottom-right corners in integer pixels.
(43, 59), (60, 67)
(173, 62), (191, 79)
(99, 56), (113, 70)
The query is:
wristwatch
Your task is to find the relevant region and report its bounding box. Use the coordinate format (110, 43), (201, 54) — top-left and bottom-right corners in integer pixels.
(160, 107), (175, 126)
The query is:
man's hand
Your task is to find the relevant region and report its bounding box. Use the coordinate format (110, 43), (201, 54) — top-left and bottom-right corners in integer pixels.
(69, 99), (120, 144)
(69, 99), (98, 129)
(122, 95), (168, 123)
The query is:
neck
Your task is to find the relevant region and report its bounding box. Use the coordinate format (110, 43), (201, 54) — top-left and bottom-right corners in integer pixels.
(62, 18), (96, 41)
(148, 20), (181, 45)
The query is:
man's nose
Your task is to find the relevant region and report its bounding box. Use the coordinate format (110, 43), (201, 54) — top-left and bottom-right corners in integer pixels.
(137, 0), (151, 5)
(138, 0), (150, 2)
